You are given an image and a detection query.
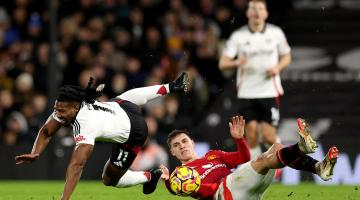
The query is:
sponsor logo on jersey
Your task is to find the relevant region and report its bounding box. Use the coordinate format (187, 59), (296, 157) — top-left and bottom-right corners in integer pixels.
(200, 164), (227, 179)
(202, 164), (213, 169)
(75, 135), (86, 143)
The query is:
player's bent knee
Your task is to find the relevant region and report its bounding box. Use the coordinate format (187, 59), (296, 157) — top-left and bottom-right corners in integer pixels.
(273, 143), (284, 151)
(251, 155), (269, 174)
(267, 143), (283, 153)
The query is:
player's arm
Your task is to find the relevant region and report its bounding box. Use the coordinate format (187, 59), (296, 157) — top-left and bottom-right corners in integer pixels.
(267, 28), (292, 76)
(159, 165), (177, 195)
(218, 116), (251, 168)
(219, 32), (246, 70)
(219, 54), (247, 70)
(266, 53), (292, 76)
(15, 115), (62, 164)
(61, 143), (93, 200)
(277, 53), (291, 71)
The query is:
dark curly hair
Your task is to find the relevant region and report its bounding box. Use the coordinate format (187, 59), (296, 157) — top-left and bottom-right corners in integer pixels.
(56, 77), (104, 104)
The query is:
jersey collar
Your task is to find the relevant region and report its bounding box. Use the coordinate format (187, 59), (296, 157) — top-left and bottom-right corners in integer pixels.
(247, 23), (267, 34)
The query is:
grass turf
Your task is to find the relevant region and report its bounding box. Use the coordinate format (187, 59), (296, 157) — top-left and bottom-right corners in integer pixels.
(0, 181), (358, 200)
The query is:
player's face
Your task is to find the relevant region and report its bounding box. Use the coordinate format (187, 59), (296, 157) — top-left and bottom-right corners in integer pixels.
(54, 101), (79, 125)
(170, 133), (196, 163)
(246, 2), (268, 26)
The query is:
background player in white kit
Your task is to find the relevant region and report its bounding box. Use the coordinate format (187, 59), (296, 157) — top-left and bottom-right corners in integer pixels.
(219, 0), (292, 159)
(160, 117), (338, 200)
(15, 72), (190, 200)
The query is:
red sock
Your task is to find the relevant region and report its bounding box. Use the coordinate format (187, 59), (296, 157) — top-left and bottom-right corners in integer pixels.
(144, 171), (151, 181)
(156, 85), (168, 95)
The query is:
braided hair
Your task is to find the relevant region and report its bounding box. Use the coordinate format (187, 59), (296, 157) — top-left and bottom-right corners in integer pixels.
(56, 77), (104, 104)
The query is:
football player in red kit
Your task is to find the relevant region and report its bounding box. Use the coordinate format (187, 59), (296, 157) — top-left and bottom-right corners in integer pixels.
(165, 116), (251, 198)
(160, 116), (338, 200)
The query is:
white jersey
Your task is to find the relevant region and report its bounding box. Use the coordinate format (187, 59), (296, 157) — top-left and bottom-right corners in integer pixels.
(53, 101), (131, 145)
(223, 23), (291, 98)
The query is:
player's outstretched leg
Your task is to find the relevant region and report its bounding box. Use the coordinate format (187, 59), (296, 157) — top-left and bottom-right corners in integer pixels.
(251, 119), (339, 183)
(315, 146), (338, 181)
(117, 72), (190, 106)
(276, 118), (319, 173)
(143, 167), (163, 194)
(276, 119), (339, 180)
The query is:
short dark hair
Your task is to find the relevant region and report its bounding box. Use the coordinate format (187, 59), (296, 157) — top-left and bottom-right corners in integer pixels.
(56, 77), (103, 104)
(167, 129), (193, 147)
(248, 0), (267, 7)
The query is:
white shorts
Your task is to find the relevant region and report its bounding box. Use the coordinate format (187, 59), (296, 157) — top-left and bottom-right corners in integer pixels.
(214, 161), (275, 200)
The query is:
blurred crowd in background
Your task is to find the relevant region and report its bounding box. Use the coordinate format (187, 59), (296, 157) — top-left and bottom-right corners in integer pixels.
(1, 0), (359, 170)
(0, 0), (291, 148)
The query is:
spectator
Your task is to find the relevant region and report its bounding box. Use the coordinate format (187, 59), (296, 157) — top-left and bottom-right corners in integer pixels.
(0, 0), (290, 152)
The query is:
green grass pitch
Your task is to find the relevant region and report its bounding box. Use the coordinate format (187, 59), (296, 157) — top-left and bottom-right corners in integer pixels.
(0, 181), (358, 200)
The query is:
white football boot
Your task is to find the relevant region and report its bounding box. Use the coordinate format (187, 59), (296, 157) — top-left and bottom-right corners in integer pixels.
(297, 118), (318, 154)
(316, 146), (339, 181)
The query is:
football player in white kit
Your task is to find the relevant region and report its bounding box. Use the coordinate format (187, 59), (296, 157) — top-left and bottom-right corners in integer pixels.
(219, 0), (292, 159)
(161, 118), (338, 200)
(15, 72), (190, 200)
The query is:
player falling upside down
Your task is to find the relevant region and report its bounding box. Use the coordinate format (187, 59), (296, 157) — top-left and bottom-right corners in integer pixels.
(160, 116), (338, 200)
(15, 72), (190, 200)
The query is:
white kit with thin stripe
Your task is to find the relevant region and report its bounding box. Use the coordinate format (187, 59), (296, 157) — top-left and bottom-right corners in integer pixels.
(223, 23), (291, 98)
(53, 101), (131, 145)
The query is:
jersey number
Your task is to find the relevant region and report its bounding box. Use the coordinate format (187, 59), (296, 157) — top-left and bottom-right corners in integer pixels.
(113, 149), (129, 167)
(89, 104), (115, 114)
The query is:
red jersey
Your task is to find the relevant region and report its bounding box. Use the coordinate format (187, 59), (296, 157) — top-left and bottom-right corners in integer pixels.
(165, 138), (250, 199)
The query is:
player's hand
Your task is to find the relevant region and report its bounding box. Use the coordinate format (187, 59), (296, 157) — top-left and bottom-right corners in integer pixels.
(266, 66), (280, 77)
(229, 116), (245, 139)
(159, 164), (170, 181)
(234, 57), (247, 67)
(15, 153), (39, 165)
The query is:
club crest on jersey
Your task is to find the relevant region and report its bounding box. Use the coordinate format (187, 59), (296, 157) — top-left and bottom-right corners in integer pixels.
(207, 154), (217, 161)
(202, 164), (213, 169)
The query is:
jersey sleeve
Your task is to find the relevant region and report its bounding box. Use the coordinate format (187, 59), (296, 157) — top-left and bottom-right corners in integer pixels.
(73, 118), (96, 146)
(208, 138), (250, 169)
(222, 32), (239, 58)
(277, 28), (291, 56)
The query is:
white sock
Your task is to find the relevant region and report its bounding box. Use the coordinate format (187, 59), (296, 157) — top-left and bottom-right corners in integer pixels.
(250, 146), (262, 159)
(117, 84), (170, 106)
(115, 170), (149, 188)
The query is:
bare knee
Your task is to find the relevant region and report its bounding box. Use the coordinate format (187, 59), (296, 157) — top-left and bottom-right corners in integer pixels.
(251, 154), (270, 174)
(254, 143), (283, 170)
(265, 143), (283, 154)
(272, 143), (284, 152)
